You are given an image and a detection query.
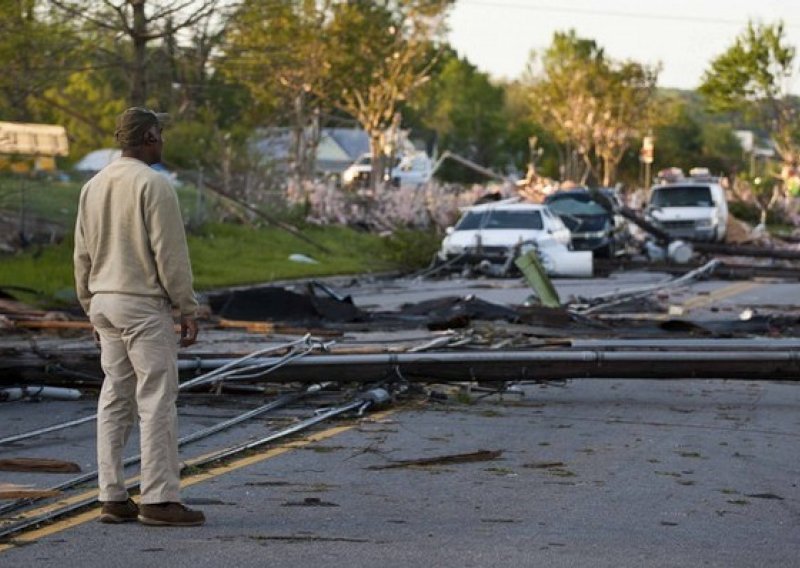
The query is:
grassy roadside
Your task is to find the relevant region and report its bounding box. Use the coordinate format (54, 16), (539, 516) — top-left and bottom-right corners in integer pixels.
(0, 174), (441, 307)
(0, 222), (433, 307)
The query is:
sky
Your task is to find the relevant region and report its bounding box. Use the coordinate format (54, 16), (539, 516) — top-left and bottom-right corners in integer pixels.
(447, 0), (800, 91)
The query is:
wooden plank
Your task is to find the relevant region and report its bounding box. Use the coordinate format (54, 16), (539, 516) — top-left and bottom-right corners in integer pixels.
(0, 458), (81, 474)
(218, 319), (342, 337)
(13, 320), (92, 330)
(0, 484), (61, 500)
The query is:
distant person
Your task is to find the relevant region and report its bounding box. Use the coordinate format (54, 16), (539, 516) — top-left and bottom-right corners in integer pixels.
(74, 107), (204, 526)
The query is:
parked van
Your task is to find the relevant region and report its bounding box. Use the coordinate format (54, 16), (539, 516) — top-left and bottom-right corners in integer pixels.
(389, 152), (432, 187)
(645, 178), (728, 242)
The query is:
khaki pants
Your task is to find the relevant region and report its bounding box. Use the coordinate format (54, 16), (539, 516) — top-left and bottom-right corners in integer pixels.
(90, 293), (181, 504)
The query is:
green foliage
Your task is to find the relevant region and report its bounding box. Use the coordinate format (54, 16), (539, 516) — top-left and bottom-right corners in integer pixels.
(700, 21), (795, 115)
(0, 174), (82, 226)
(650, 91), (745, 177)
(524, 29), (659, 185)
(163, 110), (224, 170)
(0, 1), (83, 121)
(0, 215), (423, 304)
(699, 20), (799, 161)
(378, 228), (441, 271)
(503, 81), (560, 179)
(408, 52), (510, 182)
(728, 198), (786, 226)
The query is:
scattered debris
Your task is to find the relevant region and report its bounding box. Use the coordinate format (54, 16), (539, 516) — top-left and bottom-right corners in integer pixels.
(282, 497), (339, 507)
(367, 449), (502, 470)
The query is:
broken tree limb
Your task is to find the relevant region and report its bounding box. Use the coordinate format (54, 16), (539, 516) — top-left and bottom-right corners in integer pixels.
(180, 171), (332, 255)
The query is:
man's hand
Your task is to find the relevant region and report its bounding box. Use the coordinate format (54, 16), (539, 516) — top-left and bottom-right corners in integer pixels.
(180, 315), (199, 347)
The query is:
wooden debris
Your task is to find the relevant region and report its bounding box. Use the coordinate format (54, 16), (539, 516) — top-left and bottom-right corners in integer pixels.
(13, 320), (92, 330)
(218, 319), (342, 337)
(0, 484), (61, 500)
(367, 449), (502, 470)
(523, 461), (566, 469)
(0, 457), (81, 474)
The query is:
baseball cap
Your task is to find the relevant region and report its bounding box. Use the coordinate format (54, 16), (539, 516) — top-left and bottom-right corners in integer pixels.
(114, 107), (169, 148)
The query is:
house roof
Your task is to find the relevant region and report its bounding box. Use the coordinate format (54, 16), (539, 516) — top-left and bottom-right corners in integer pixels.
(252, 127), (371, 174)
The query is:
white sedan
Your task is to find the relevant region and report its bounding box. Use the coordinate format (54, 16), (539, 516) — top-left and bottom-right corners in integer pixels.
(438, 202), (590, 276)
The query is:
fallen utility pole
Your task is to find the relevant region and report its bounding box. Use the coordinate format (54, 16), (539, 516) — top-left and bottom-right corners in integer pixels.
(693, 242), (800, 260)
(177, 349), (800, 383)
(595, 258), (800, 281)
(0, 336), (323, 447)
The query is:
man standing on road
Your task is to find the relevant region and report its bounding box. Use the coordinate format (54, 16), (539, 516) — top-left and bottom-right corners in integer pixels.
(74, 107), (204, 527)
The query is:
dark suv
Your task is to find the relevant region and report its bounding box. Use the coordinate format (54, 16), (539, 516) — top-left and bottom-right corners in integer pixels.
(544, 188), (630, 257)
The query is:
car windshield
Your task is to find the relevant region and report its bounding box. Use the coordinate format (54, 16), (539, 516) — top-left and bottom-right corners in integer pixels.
(455, 209), (544, 231)
(454, 211), (486, 230)
(650, 185), (713, 207)
(547, 195), (607, 216)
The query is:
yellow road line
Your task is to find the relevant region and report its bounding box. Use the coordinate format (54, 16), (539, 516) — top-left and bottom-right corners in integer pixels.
(596, 280), (764, 321)
(680, 280), (761, 311)
(0, 410), (394, 552)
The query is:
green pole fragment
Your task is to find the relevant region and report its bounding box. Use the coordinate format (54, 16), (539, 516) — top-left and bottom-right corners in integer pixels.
(514, 249), (561, 308)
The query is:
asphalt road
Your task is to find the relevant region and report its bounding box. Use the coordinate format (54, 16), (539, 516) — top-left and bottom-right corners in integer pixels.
(2, 379), (799, 568)
(1, 270), (799, 567)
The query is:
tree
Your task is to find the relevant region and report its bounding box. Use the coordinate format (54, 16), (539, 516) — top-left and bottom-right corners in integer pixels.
(222, 0), (333, 184)
(524, 31), (606, 184)
(0, 1), (82, 121)
(407, 49), (510, 182)
(524, 30), (658, 186)
(591, 61), (659, 186)
(325, 0), (452, 191)
(51, 0), (224, 106)
(700, 21), (799, 174)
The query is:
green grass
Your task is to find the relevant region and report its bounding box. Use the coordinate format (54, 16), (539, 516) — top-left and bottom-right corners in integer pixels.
(188, 222), (391, 289)
(0, 175), (83, 228)
(0, 222), (402, 307)
(0, 175), (440, 307)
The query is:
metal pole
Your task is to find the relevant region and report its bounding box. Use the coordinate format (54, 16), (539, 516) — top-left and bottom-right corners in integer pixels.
(0, 337), (320, 446)
(176, 349), (800, 382)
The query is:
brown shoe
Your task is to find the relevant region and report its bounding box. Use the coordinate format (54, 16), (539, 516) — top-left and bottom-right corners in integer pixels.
(99, 498), (139, 523)
(138, 502), (205, 526)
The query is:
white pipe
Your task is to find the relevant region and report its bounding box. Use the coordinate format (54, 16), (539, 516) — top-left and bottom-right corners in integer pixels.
(0, 386), (81, 402)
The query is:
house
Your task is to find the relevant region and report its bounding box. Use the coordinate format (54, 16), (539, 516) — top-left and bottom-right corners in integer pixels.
(253, 127), (371, 176)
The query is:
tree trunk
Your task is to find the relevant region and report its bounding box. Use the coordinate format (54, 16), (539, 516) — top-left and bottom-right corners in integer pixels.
(369, 132), (384, 194)
(130, 0), (148, 106)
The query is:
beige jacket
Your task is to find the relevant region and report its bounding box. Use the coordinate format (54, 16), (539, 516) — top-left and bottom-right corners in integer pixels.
(74, 157), (198, 317)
